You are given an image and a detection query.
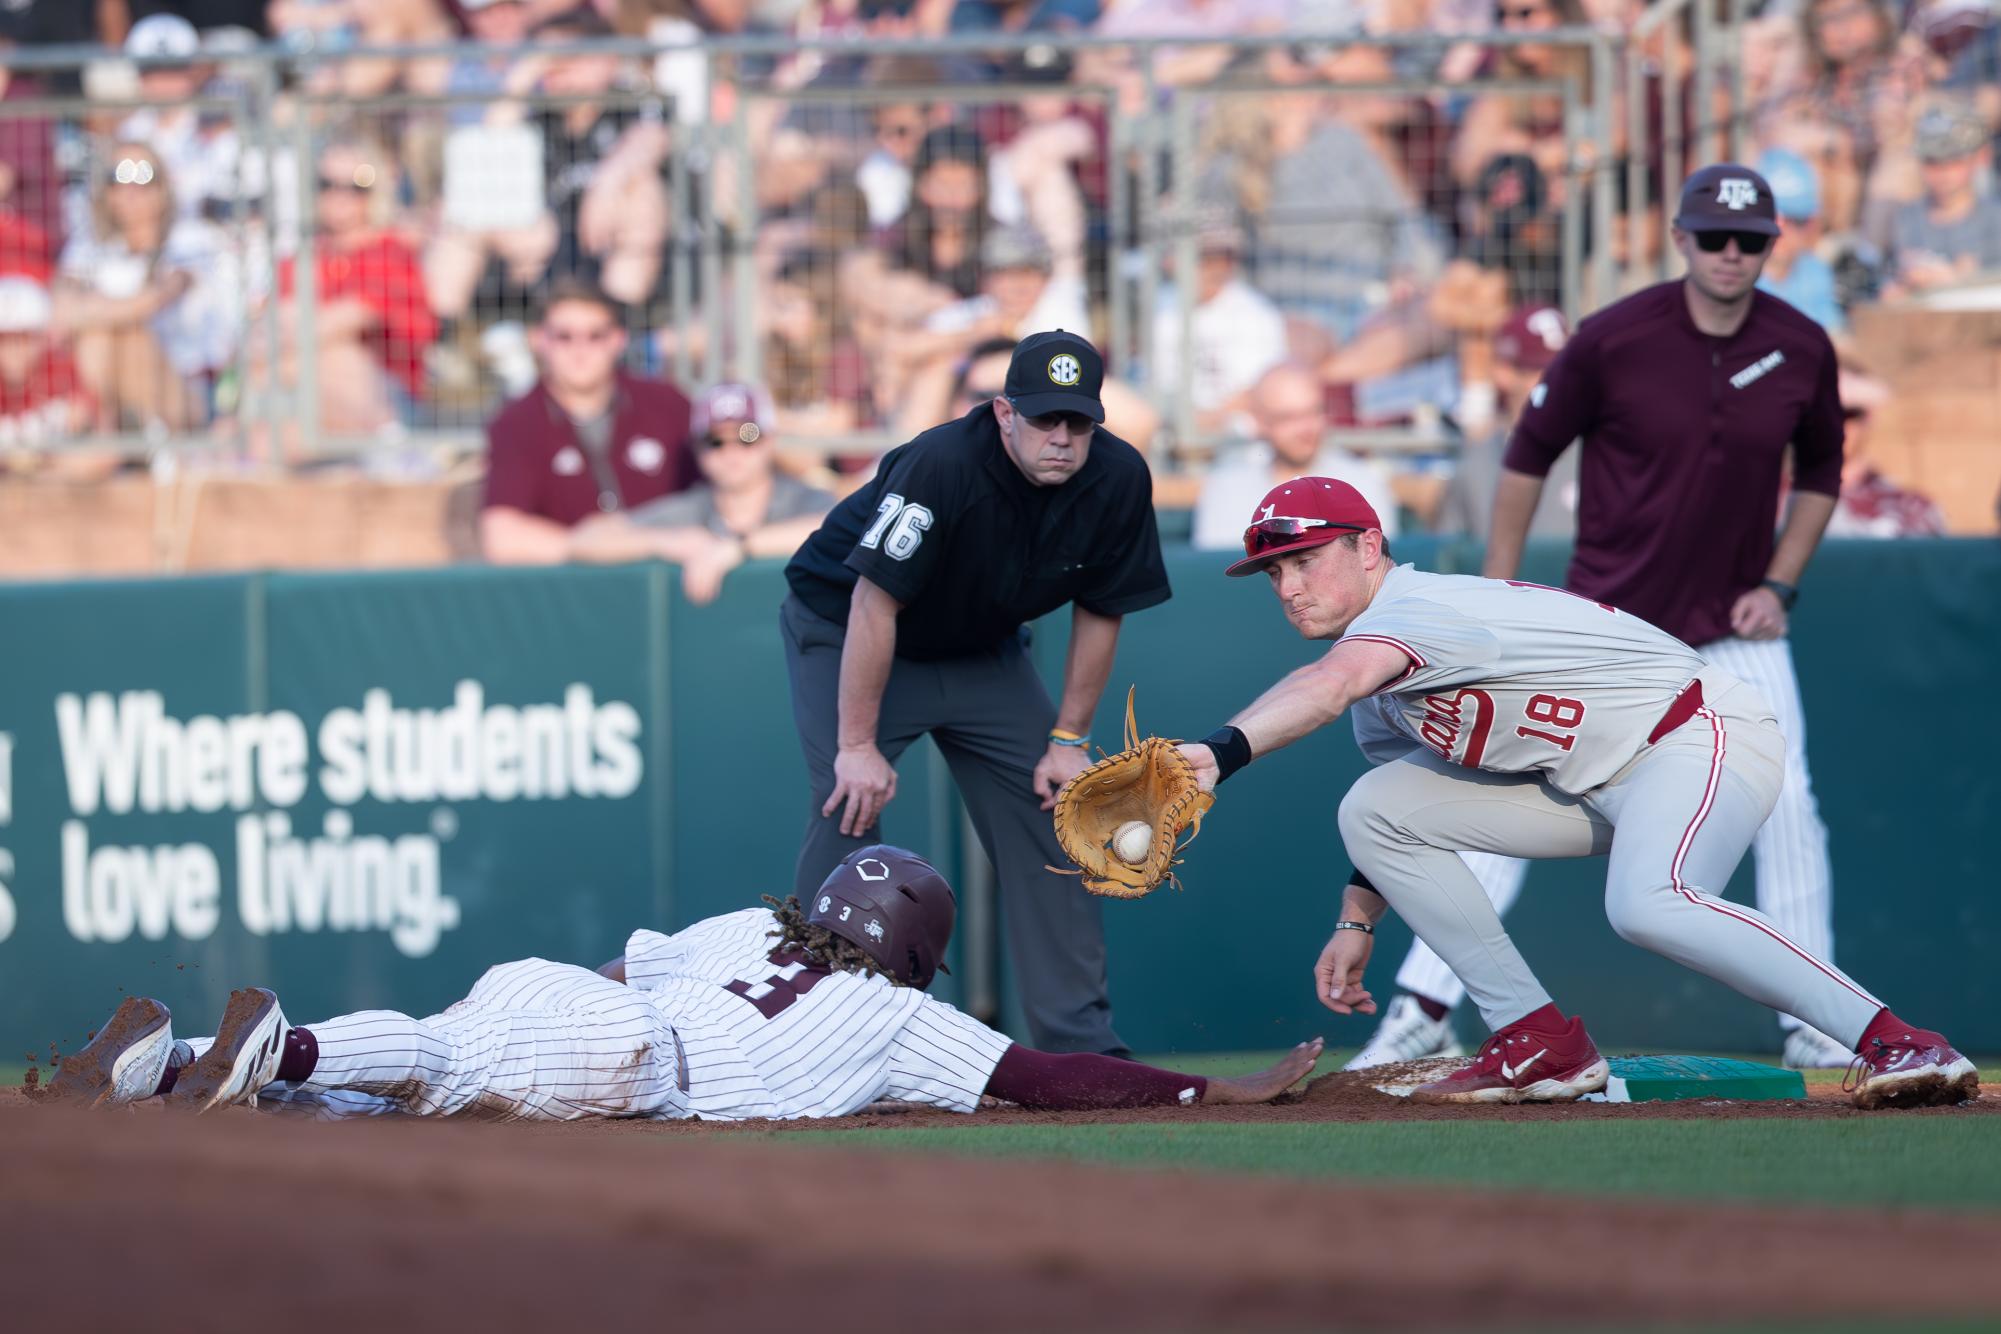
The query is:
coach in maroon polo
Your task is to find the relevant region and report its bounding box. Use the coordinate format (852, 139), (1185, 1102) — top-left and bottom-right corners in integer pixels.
(481, 276), (698, 563)
(1347, 163), (1859, 1077)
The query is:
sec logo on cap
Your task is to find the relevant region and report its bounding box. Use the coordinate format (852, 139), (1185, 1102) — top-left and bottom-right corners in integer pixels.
(1047, 354), (1082, 387)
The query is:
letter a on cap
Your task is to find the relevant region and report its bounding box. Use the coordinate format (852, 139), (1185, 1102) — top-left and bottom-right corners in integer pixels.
(1717, 178), (1759, 210)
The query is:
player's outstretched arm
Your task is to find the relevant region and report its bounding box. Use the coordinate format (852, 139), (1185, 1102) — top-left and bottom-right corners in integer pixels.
(980, 1039), (1323, 1111)
(1177, 638), (1408, 789)
(1200, 1041), (1326, 1104)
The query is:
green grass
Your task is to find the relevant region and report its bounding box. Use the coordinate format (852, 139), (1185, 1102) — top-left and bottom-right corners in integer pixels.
(786, 1117), (2001, 1211)
(12, 1047), (1996, 1214)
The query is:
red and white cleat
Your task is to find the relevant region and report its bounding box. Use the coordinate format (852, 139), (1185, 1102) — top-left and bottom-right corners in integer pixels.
(1846, 1027), (1979, 1109)
(1410, 1006), (1609, 1105)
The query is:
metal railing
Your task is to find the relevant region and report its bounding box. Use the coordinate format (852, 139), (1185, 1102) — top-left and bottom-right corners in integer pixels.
(0, 27), (1649, 469)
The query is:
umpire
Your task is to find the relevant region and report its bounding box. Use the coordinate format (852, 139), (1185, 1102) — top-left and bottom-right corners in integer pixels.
(782, 331), (1169, 1055)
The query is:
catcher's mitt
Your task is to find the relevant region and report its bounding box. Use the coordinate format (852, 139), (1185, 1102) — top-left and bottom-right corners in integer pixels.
(1048, 687), (1214, 899)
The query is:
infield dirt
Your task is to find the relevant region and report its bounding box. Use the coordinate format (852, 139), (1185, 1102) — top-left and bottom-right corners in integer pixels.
(4, 1075), (1998, 1333)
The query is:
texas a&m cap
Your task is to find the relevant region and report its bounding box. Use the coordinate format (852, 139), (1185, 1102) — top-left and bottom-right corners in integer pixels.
(1225, 477), (1384, 578)
(1674, 163), (1781, 237)
(1004, 330), (1105, 423)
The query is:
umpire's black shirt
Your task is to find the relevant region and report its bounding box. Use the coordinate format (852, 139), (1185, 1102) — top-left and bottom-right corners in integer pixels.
(785, 404), (1171, 661)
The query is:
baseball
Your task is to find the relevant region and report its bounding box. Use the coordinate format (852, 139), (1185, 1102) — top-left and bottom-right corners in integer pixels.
(1113, 820), (1152, 864)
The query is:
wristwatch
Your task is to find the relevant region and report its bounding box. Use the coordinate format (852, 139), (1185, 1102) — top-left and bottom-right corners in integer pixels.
(1761, 579), (1798, 610)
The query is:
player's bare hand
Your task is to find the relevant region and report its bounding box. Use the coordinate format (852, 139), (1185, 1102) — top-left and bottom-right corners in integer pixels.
(824, 743), (897, 836)
(1033, 741), (1091, 810)
(1729, 585), (1787, 641)
(1201, 1038), (1325, 1104)
(1315, 928), (1377, 1015)
(1176, 742), (1219, 792)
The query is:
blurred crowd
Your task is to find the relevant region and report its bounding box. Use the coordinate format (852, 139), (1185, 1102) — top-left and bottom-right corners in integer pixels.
(0, 0), (1992, 547)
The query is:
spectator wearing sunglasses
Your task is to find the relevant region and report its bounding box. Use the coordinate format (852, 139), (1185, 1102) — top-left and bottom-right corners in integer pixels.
(264, 139), (436, 441)
(481, 276), (697, 564)
(52, 140), (241, 433)
(1346, 162), (1857, 1075)
(571, 381), (834, 604)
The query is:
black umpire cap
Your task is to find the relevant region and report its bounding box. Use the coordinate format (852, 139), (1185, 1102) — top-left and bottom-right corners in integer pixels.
(1005, 330), (1105, 423)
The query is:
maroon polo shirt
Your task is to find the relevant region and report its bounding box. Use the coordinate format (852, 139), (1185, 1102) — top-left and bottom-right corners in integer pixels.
(482, 372), (698, 527)
(1504, 281), (1844, 648)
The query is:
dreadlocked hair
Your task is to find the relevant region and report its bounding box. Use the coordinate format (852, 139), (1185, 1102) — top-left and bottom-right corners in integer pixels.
(762, 895), (904, 984)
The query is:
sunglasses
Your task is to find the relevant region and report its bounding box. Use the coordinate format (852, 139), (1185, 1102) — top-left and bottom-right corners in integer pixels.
(703, 423), (764, 449)
(1242, 516), (1364, 555)
(318, 176), (374, 194)
(1693, 229), (1772, 254)
(545, 326), (617, 345)
(1496, 4), (1551, 19)
(108, 158), (159, 186)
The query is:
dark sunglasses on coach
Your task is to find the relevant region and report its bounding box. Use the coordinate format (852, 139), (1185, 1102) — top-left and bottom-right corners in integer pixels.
(1693, 229), (1772, 255)
(318, 175), (373, 194)
(1241, 516), (1364, 555)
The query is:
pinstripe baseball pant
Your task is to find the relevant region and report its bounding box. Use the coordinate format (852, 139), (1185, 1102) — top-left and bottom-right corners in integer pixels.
(1341, 671), (1882, 1045)
(1392, 636), (1834, 1033)
(192, 960), (689, 1121)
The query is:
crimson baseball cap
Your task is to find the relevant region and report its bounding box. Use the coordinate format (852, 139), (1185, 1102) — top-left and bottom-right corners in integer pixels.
(1674, 163), (1781, 237)
(1494, 304), (1568, 373)
(692, 381), (772, 442)
(1225, 477), (1383, 577)
(1005, 330), (1105, 423)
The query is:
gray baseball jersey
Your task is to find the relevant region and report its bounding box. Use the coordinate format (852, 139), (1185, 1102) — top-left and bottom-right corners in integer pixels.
(1347, 565), (1707, 794)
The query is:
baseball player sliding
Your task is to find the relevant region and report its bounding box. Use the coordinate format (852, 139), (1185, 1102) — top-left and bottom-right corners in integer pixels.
(1176, 478), (1976, 1109)
(46, 847), (1321, 1120)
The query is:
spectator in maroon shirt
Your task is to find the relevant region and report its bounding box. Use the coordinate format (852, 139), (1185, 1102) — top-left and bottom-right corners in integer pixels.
(480, 276), (697, 563)
(1347, 164), (1859, 1075)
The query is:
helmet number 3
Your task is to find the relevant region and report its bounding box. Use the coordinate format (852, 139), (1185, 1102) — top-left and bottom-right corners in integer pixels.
(859, 492), (934, 561)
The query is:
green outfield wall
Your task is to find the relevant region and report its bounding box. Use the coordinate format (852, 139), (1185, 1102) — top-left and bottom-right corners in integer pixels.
(1, 538), (1994, 1062)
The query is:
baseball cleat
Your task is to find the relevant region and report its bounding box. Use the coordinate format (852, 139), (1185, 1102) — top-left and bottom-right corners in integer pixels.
(1782, 1025), (1854, 1071)
(1410, 1009), (1608, 1105)
(1343, 994), (1464, 1071)
(166, 988), (289, 1113)
(45, 996), (177, 1107)
(1846, 1028), (1979, 1110)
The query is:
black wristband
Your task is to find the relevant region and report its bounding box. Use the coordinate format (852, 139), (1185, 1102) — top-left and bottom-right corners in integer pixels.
(1200, 725), (1254, 784)
(1346, 868), (1382, 898)
(1761, 579), (1798, 610)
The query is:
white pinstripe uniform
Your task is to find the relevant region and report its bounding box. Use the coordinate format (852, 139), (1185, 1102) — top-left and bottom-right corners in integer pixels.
(1336, 566), (1884, 1045)
(1391, 634), (1833, 1035)
(197, 908), (1013, 1122)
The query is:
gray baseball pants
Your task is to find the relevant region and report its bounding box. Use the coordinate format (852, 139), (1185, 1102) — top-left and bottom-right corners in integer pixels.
(780, 595), (1122, 1055)
(1337, 671), (1885, 1046)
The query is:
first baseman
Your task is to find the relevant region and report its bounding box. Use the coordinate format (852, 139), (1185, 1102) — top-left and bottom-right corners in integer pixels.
(1177, 477), (1975, 1108)
(46, 847), (1321, 1120)
(1355, 162), (1857, 1073)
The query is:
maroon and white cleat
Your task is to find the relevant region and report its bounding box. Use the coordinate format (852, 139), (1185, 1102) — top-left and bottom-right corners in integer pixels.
(1846, 1026), (1979, 1110)
(1410, 1006), (1609, 1105)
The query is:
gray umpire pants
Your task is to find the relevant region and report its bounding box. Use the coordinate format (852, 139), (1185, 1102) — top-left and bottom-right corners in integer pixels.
(1336, 670), (1886, 1047)
(781, 595), (1123, 1055)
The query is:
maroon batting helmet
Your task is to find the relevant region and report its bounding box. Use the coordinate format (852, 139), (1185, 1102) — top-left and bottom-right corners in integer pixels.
(805, 845), (956, 989)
